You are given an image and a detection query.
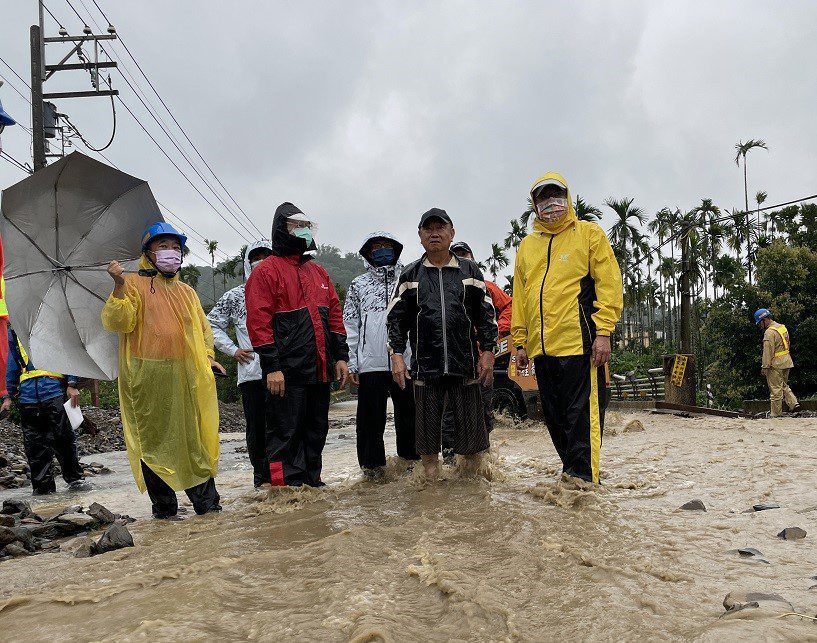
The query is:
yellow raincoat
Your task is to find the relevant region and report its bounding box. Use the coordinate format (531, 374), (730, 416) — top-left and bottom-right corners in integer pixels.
(511, 171), (623, 358)
(101, 256), (219, 492)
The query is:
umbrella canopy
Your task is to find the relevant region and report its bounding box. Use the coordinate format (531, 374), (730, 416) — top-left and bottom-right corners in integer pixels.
(0, 151), (163, 380)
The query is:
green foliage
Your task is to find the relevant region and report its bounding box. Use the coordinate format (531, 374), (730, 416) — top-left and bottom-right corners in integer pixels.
(313, 244), (366, 291)
(701, 243), (817, 408)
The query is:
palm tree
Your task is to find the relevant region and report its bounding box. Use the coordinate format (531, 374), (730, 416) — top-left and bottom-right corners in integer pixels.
(755, 190), (767, 235)
(660, 255), (679, 344)
(606, 198), (646, 348)
(215, 264), (234, 294)
(204, 238), (219, 302)
(575, 196), (602, 222)
(734, 139), (768, 283)
(649, 208), (675, 342)
(520, 197), (535, 228)
(503, 219), (527, 250)
(692, 199), (722, 299)
(503, 274), (514, 295)
(179, 265), (201, 289)
(484, 243), (509, 280)
(606, 197), (646, 255)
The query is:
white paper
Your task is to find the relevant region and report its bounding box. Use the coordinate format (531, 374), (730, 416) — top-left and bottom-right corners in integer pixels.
(63, 399), (84, 431)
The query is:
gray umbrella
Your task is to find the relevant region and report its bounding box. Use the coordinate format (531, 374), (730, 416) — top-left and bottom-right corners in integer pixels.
(0, 151), (163, 380)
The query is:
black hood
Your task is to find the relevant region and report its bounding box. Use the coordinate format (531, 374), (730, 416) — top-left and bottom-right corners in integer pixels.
(271, 202), (317, 257)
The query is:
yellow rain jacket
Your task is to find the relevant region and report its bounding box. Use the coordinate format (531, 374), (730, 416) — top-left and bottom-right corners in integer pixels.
(101, 256), (219, 492)
(511, 171), (623, 358)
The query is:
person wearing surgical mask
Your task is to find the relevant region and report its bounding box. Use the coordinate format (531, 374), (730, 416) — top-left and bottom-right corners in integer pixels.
(343, 232), (419, 480)
(207, 240), (273, 487)
(103, 222), (225, 519)
(511, 172), (623, 486)
(245, 203), (350, 488)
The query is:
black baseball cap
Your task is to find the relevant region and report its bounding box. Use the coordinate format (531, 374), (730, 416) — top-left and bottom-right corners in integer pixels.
(418, 207), (453, 229)
(450, 242), (474, 257)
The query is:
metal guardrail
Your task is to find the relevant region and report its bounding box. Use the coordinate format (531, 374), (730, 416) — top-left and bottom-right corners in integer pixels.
(610, 367), (665, 401)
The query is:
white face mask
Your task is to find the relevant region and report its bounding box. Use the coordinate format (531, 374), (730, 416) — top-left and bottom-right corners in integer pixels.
(535, 197), (569, 222)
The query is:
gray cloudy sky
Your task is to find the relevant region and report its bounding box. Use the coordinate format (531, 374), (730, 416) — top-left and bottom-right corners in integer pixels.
(1, 1), (815, 270)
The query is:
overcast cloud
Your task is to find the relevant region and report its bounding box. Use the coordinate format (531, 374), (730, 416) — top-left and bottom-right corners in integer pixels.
(1, 0), (815, 269)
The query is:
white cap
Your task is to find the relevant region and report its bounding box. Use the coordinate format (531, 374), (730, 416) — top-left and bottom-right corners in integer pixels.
(531, 177), (567, 195)
(287, 212), (312, 223)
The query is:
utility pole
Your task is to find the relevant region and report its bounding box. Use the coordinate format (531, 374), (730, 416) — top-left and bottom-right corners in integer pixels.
(30, 24), (46, 171)
(679, 223), (692, 354)
(29, 0), (118, 171)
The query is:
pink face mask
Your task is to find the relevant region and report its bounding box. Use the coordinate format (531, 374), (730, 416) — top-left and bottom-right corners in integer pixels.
(153, 248), (182, 274)
(535, 197), (569, 222)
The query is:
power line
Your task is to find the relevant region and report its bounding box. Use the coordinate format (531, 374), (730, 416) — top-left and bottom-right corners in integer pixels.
(114, 95), (252, 243)
(0, 150), (33, 174)
(42, 2), (67, 30)
(49, 1), (253, 244)
(0, 56), (31, 91)
(83, 146), (232, 260)
(0, 70), (32, 105)
(71, 0), (264, 239)
(88, 0), (263, 237)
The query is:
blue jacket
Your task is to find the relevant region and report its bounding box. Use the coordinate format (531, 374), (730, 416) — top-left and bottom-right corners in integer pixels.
(6, 329), (74, 405)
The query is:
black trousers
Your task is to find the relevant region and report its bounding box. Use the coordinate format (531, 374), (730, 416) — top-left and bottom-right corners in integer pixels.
(266, 382), (330, 487)
(19, 396), (84, 494)
(355, 371), (419, 469)
(534, 355), (609, 484)
(141, 461), (220, 518)
(442, 381), (494, 451)
(414, 377), (489, 456)
(240, 380), (268, 486)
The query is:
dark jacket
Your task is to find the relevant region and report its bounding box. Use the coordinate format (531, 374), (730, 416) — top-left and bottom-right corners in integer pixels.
(6, 328), (74, 405)
(387, 253), (497, 379)
(245, 203), (349, 385)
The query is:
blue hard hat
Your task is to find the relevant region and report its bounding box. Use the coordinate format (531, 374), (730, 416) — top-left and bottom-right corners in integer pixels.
(754, 308), (771, 325)
(0, 98), (16, 127)
(141, 221), (187, 251)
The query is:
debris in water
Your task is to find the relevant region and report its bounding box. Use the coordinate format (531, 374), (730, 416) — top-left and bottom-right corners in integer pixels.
(723, 591), (793, 613)
(623, 419), (645, 433)
(680, 499), (706, 511)
(726, 547), (770, 564)
(778, 527), (807, 540)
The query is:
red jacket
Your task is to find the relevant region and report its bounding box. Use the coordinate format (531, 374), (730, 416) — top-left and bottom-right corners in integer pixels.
(486, 280), (512, 337)
(246, 254), (348, 385)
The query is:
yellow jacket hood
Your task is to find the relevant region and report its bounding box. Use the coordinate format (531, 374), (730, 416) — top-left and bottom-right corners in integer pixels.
(511, 172), (623, 358)
(530, 171), (577, 235)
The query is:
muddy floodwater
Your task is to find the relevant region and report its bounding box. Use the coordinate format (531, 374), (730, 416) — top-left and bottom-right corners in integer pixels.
(2, 403), (817, 641)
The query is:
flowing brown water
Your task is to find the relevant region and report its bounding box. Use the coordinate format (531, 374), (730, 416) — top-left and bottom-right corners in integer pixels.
(2, 407), (817, 641)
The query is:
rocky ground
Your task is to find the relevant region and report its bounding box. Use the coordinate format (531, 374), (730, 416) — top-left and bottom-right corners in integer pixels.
(0, 498), (135, 561)
(0, 402), (246, 490)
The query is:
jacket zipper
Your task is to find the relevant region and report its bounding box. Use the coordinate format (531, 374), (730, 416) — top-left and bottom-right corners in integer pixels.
(539, 235), (555, 355)
(361, 313), (368, 350)
(463, 273), (476, 376)
(439, 267), (449, 373)
(579, 304), (592, 352)
(384, 269), (390, 370)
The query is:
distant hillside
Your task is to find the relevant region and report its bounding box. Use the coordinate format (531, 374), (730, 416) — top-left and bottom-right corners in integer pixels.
(187, 244), (365, 310)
